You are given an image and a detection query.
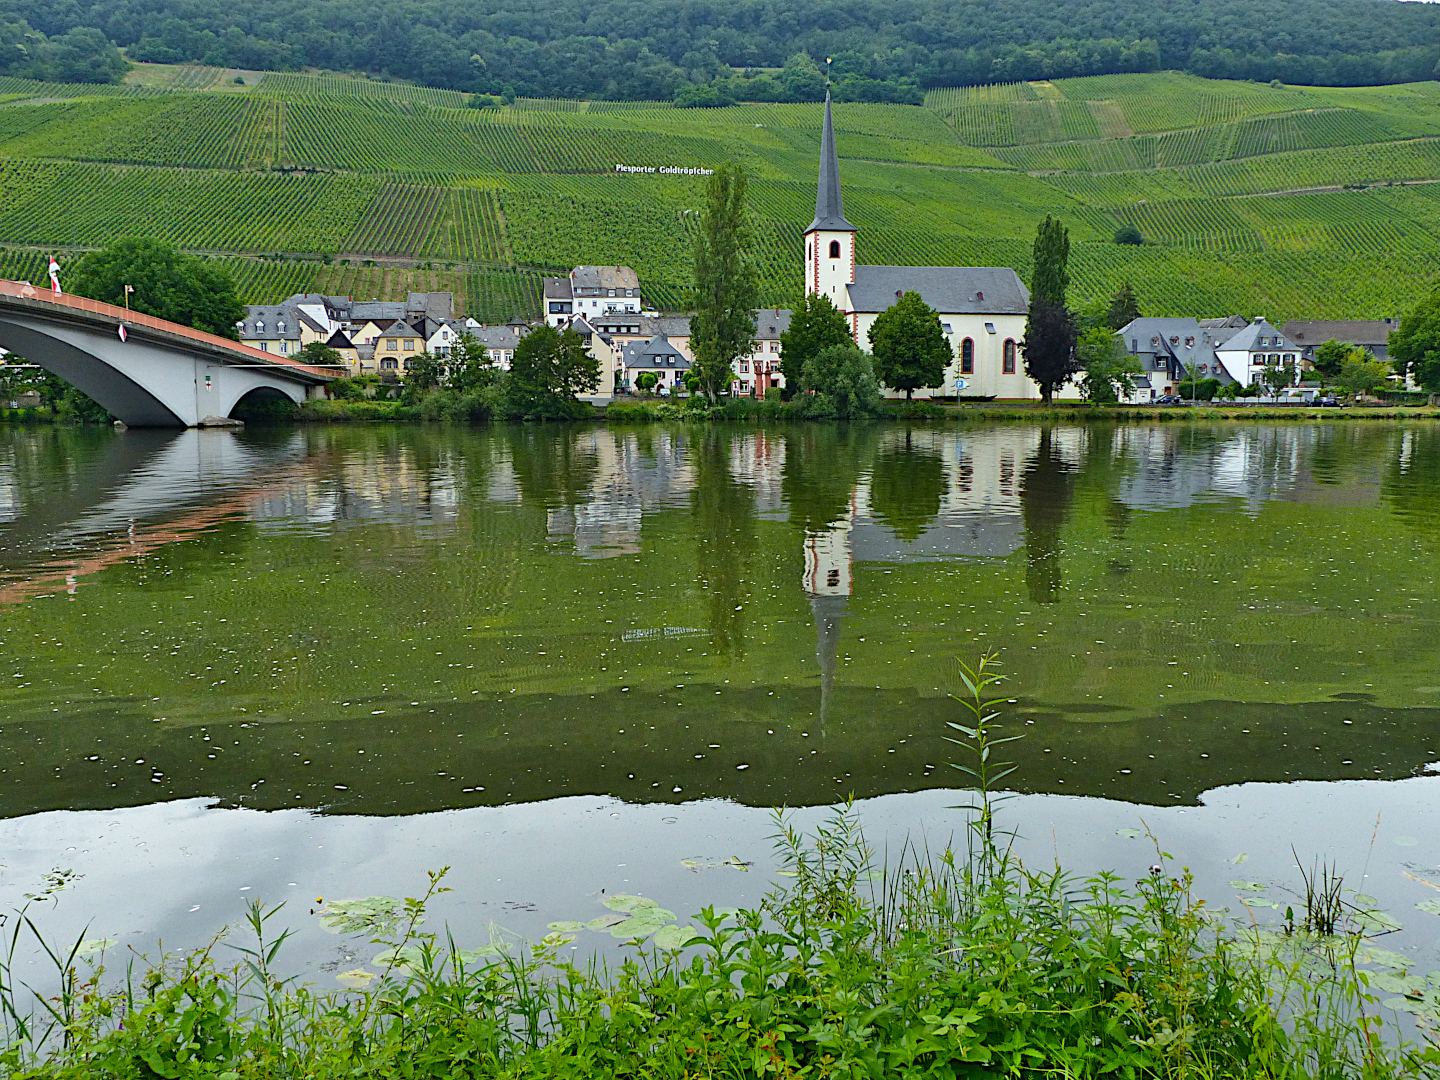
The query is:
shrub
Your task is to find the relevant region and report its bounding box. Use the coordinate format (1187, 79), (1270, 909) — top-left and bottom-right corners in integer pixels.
(1114, 223), (1144, 245)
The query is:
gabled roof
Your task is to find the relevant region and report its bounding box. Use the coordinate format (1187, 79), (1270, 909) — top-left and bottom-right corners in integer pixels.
(352, 300), (407, 323)
(1214, 319), (1298, 354)
(754, 308), (792, 339)
(379, 319), (424, 340)
(407, 291), (453, 320)
(544, 277), (574, 300)
(325, 329), (356, 349)
(571, 265), (639, 291)
(1281, 319), (1398, 346)
(621, 334), (691, 369)
(473, 326), (521, 350)
(593, 314), (691, 339)
(808, 90), (855, 233)
(848, 266), (1029, 315)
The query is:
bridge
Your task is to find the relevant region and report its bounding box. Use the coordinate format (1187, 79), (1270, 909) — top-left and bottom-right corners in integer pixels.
(0, 279), (338, 427)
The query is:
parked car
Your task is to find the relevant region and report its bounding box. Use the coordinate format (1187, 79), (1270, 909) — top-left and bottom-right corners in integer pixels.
(1319, 394), (1339, 407)
(1156, 394), (1183, 405)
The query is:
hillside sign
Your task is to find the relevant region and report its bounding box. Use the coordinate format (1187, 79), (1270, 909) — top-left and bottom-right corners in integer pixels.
(615, 164), (714, 175)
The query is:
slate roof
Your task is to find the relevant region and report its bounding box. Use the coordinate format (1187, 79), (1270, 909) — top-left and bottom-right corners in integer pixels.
(1214, 319), (1298, 355)
(808, 90), (855, 233)
(592, 314), (692, 339)
(352, 300), (408, 323)
(473, 326), (522, 351)
(571, 265), (639, 291)
(325, 330), (356, 350)
(1281, 319), (1397, 347)
(377, 319), (424, 340)
(621, 334), (691, 370)
(240, 305), (303, 340)
(407, 291), (453, 320)
(544, 277), (574, 300)
(848, 266), (1029, 315)
(754, 308), (792, 340)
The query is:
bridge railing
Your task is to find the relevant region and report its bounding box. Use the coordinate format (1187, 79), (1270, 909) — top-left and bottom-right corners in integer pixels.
(0, 279), (343, 379)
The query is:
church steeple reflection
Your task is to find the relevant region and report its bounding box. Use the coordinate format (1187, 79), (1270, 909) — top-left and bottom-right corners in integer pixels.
(802, 497), (857, 730)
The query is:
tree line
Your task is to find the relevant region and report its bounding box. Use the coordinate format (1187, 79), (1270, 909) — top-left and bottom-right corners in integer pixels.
(5, 0), (1440, 95)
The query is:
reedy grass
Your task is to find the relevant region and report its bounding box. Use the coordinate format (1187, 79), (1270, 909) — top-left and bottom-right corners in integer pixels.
(2, 664), (1437, 1079)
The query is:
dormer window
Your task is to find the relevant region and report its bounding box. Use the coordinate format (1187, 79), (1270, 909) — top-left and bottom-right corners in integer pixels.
(976, 291), (983, 301)
(1185, 336), (1194, 347)
(277, 320), (286, 332)
(256, 320), (265, 333)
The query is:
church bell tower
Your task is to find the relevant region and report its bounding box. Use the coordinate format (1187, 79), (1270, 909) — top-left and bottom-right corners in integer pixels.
(804, 90), (856, 308)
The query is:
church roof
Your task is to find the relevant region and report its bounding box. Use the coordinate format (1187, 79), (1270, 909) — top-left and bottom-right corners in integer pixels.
(848, 266), (1029, 315)
(807, 90), (855, 233)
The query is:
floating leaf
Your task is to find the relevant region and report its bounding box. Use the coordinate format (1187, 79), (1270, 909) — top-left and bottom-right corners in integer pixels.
(722, 856), (753, 871)
(373, 946), (426, 973)
(1417, 900), (1440, 916)
(76, 938), (116, 957)
(1372, 970), (1427, 996)
(1383, 996), (1431, 1016)
(603, 894), (660, 914)
(653, 924), (700, 950)
(1230, 853), (1249, 865)
(547, 920), (586, 933)
(1115, 828), (1142, 839)
(541, 931), (576, 948)
(586, 913), (627, 931)
(1229, 881), (1266, 892)
(454, 944), (507, 963)
(1354, 894), (1379, 906)
(1393, 836), (1419, 847)
(317, 897), (403, 936)
(1357, 946), (1412, 971)
(608, 909), (675, 939)
(336, 969), (376, 988)
(1354, 908), (1403, 933)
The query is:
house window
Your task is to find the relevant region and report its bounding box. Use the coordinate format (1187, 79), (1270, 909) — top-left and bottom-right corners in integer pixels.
(1003, 339), (1016, 374)
(404, 359), (415, 370)
(1199, 364), (1208, 373)
(960, 338), (974, 374)
(404, 340), (415, 351)
(386, 339), (397, 350)
(256, 321), (265, 333)
(740, 362), (749, 373)
(549, 302), (571, 314)
(280, 340), (290, 354)
(381, 358), (398, 369)
(828, 240), (841, 259)
(770, 341), (779, 352)
(1283, 353), (1295, 363)
(1269, 353), (1280, 364)
(941, 323), (953, 334)
(257, 341), (268, 352)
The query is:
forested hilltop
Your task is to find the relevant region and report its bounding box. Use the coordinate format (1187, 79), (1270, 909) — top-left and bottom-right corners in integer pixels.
(5, 0), (1440, 100)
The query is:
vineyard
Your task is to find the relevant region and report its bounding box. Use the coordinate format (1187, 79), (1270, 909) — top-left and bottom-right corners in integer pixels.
(0, 66), (1435, 320)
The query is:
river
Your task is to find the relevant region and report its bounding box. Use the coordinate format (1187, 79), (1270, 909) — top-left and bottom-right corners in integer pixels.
(1, 421), (1438, 979)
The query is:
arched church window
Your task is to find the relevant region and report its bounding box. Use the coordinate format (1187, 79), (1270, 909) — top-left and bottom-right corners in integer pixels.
(960, 338), (974, 374)
(1003, 339), (1016, 374)
(828, 240), (841, 259)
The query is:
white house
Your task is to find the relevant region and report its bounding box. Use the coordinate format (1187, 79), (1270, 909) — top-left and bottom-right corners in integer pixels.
(544, 266), (643, 327)
(1213, 319), (1304, 386)
(802, 91), (1033, 400)
(619, 334), (690, 393)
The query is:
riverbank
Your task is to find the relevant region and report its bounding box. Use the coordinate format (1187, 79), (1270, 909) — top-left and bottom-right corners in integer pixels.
(3, 801), (1430, 1080)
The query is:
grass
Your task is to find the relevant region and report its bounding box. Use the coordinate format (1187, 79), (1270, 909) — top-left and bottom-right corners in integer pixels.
(1, 655), (1438, 1079)
(0, 69), (1439, 319)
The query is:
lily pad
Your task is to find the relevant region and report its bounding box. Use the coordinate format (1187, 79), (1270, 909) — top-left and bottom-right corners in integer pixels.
(1230, 853), (1249, 865)
(1115, 828), (1142, 839)
(1417, 899), (1440, 916)
(586, 913), (627, 930)
(547, 920), (587, 933)
(1229, 881), (1266, 892)
(317, 897), (404, 936)
(373, 946), (426, 973)
(653, 924), (700, 950)
(1354, 908), (1403, 933)
(1372, 970), (1427, 996)
(608, 909), (676, 939)
(1383, 996), (1432, 1016)
(336, 969), (377, 988)
(76, 938), (116, 957)
(1357, 946), (1412, 970)
(454, 944), (507, 964)
(541, 931), (576, 948)
(603, 894), (661, 913)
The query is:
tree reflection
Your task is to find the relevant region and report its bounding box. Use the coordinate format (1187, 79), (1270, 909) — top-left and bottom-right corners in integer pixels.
(782, 425), (877, 535)
(693, 428), (756, 655)
(870, 430), (945, 541)
(1382, 426), (1440, 541)
(1019, 427), (1075, 603)
(506, 427), (599, 508)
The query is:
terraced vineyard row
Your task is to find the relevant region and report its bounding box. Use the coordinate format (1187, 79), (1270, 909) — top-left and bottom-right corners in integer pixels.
(466, 268), (544, 323)
(255, 72), (465, 108)
(426, 188), (508, 262)
(344, 185), (446, 255)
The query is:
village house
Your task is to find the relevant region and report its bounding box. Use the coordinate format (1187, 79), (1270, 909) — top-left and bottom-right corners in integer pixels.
(619, 334), (690, 393)
(1116, 316), (1303, 394)
(544, 266), (643, 327)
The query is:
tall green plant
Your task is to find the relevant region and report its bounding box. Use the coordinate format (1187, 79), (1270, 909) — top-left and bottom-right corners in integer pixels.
(690, 162), (758, 403)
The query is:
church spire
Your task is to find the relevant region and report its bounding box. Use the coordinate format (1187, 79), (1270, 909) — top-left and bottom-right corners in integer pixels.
(807, 89), (855, 233)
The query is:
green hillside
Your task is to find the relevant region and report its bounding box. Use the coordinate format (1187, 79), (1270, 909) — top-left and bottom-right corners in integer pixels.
(1, 65), (1439, 322)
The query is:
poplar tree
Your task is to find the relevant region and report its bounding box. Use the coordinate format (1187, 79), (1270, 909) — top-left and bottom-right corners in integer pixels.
(690, 163), (758, 402)
(1022, 216), (1079, 403)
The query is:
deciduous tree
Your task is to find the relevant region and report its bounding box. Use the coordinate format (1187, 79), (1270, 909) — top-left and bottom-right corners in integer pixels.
(690, 162), (758, 402)
(1312, 339), (1351, 379)
(67, 238), (245, 338)
(1389, 293), (1440, 392)
(501, 324), (598, 418)
(779, 292), (852, 399)
(1076, 327), (1141, 402)
(799, 344), (883, 418)
(867, 290), (951, 400)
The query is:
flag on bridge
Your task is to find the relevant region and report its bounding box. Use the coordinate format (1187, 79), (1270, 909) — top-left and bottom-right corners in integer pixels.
(117, 324), (126, 342)
(47, 257), (61, 296)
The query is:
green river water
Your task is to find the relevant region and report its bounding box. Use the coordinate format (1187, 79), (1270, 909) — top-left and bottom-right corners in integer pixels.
(1, 420), (1438, 974)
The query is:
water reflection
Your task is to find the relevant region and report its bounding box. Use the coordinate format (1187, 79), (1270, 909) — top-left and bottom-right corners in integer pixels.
(0, 421), (1437, 819)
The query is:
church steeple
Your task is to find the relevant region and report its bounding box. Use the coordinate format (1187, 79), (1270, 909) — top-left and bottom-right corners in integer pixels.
(807, 90), (855, 233)
(804, 89), (856, 303)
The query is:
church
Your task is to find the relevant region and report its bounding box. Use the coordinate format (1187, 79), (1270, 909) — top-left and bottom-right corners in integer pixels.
(804, 92), (1041, 400)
